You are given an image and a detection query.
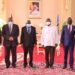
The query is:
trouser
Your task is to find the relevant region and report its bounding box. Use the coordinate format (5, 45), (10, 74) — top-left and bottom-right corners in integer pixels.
(5, 45), (17, 66)
(64, 44), (74, 67)
(45, 46), (55, 67)
(23, 46), (34, 66)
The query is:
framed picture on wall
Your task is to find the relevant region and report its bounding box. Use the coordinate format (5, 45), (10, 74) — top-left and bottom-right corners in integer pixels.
(27, 0), (42, 19)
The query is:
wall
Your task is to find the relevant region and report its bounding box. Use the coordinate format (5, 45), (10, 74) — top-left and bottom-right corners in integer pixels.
(71, 0), (75, 25)
(5, 0), (72, 32)
(5, 0), (60, 32)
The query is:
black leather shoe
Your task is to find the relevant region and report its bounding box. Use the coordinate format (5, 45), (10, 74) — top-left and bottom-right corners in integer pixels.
(23, 63), (27, 68)
(24, 65), (27, 68)
(30, 65), (33, 68)
(50, 66), (54, 69)
(63, 66), (67, 69)
(12, 64), (16, 68)
(6, 65), (10, 68)
(45, 65), (49, 68)
(29, 63), (33, 68)
(6, 63), (10, 68)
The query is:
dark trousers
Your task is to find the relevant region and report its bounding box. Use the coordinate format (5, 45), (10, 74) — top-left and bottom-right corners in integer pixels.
(5, 45), (17, 66)
(64, 44), (74, 67)
(23, 46), (34, 66)
(45, 46), (55, 67)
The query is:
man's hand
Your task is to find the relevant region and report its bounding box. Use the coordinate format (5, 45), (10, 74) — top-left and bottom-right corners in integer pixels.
(56, 45), (60, 56)
(57, 49), (60, 56)
(9, 37), (14, 41)
(18, 44), (23, 48)
(0, 45), (3, 56)
(41, 45), (44, 48)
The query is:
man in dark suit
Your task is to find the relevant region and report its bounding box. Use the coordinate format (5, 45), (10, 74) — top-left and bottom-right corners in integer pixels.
(61, 17), (75, 70)
(2, 17), (19, 68)
(20, 20), (37, 68)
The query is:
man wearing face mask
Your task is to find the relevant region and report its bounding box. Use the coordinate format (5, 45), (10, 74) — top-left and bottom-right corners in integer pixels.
(61, 17), (75, 70)
(41, 18), (59, 68)
(2, 17), (19, 68)
(20, 20), (37, 68)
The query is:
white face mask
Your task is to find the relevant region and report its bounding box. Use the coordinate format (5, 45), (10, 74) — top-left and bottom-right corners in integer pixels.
(26, 24), (31, 27)
(46, 22), (51, 25)
(8, 21), (13, 25)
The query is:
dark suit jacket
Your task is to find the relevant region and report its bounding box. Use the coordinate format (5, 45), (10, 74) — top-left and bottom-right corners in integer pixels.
(20, 26), (37, 47)
(2, 24), (19, 47)
(60, 25), (75, 46)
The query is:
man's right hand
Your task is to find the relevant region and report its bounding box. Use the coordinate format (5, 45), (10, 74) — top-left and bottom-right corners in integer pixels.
(18, 44), (23, 48)
(9, 37), (14, 41)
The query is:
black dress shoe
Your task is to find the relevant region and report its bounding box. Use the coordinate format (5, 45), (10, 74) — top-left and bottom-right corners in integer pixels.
(30, 65), (33, 68)
(23, 63), (27, 68)
(29, 64), (36, 68)
(24, 65), (27, 68)
(63, 66), (67, 69)
(12, 64), (16, 68)
(6, 63), (10, 68)
(6, 65), (10, 68)
(45, 65), (49, 68)
(29, 63), (33, 68)
(50, 66), (54, 69)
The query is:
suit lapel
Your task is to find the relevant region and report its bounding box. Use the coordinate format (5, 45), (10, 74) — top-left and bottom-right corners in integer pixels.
(66, 26), (69, 33)
(25, 26), (28, 33)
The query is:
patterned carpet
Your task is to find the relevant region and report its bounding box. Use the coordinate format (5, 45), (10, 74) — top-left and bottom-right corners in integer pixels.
(0, 62), (75, 75)
(0, 46), (75, 75)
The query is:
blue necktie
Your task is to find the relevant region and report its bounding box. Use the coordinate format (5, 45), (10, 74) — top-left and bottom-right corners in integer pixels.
(27, 27), (31, 33)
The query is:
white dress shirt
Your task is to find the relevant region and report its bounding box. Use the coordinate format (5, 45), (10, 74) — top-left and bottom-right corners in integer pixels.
(41, 25), (59, 47)
(8, 23), (13, 33)
(67, 24), (72, 32)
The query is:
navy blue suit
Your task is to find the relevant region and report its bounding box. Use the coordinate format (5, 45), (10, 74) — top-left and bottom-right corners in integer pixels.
(61, 25), (75, 67)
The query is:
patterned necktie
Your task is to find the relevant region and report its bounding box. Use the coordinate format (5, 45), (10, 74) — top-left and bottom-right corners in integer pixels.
(27, 27), (31, 33)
